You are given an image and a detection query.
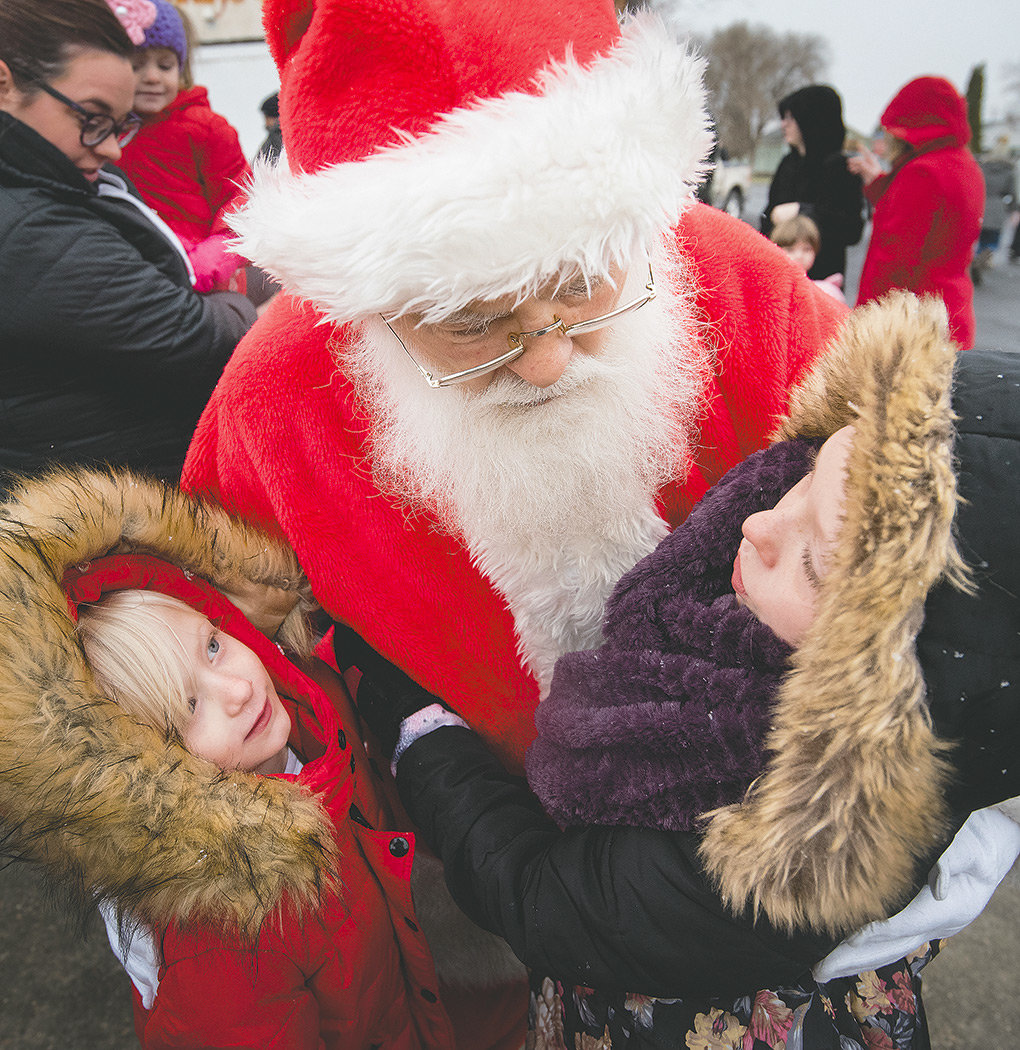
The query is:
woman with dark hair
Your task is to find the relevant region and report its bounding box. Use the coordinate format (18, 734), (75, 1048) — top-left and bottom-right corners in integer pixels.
(761, 84), (865, 282)
(0, 0), (256, 491)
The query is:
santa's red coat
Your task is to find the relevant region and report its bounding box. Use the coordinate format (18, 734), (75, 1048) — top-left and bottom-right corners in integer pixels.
(183, 205), (846, 769)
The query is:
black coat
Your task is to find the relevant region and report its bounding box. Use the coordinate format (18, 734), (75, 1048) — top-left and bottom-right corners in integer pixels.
(761, 85), (864, 280)
(919, 349), (1020, 826)
(397, 725), (839, 1002)
(0, 113), (256, 488)
(762, 150), (864, 279)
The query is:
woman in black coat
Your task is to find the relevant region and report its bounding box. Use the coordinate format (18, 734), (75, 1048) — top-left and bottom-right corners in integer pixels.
(0, 0), (256, 490)
(761, 84), (864, 281)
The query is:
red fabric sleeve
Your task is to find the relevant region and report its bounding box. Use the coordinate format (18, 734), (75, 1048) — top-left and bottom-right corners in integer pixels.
(194, 112), (252, 236)
(858, 166), (942, 302)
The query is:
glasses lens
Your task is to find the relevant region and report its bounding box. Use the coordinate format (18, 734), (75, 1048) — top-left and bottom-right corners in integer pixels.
(115, 116), (142, 148)
(81, 114), (116, 148)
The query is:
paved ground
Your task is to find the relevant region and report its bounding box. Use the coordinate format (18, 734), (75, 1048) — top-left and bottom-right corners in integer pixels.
(2, 201), (1017, 1048)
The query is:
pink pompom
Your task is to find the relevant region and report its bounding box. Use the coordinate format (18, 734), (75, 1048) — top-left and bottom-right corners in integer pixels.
(105, 0), (157, 46)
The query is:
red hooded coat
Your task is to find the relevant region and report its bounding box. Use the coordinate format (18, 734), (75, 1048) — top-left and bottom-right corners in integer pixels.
(65, 555), (459, 1050)
(118, 85), (250, 250)
(856, 77), (984, 349)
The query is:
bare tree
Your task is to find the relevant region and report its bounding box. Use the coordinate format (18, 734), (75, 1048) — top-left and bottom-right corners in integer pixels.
(693, 22), (829, 160)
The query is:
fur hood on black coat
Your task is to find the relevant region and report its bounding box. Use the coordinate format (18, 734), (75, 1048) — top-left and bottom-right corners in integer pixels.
(0, 469), (331, 936)
(701, 292), (1014, 937)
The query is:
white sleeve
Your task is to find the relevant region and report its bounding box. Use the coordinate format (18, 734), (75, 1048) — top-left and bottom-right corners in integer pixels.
(813, 801), (1020, 982)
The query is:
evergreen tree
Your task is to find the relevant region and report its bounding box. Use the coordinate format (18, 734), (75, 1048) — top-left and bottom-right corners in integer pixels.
(965, 64), (985, 154)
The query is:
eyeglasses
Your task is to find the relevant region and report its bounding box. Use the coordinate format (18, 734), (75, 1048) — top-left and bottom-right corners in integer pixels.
(384, 265), (656, 388)
(33, 80), (142, 149)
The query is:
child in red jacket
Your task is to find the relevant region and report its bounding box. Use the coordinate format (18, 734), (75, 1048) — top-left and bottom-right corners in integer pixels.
(118, 0), (250, 291)
(0, 469), (526, 1050)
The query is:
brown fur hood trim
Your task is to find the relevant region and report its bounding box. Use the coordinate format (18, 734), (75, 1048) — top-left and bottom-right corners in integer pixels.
(701, 292), (967, 936)
(0, 467), (334, 936)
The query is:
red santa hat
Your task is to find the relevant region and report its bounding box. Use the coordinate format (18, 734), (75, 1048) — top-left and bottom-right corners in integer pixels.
(230, 0), (712, 323)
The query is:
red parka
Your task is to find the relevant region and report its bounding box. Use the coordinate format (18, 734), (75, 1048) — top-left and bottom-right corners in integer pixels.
(0, 468), (533, 1050)
(119, 85), (250, 250)
(856, 77), (984, 349)
(72, 555), (460, 1050)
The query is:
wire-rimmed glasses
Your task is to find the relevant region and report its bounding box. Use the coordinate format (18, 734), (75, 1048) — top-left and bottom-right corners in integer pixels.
(383, 265), (656, 388)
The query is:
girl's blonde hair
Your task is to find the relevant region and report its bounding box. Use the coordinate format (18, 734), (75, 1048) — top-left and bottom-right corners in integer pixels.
(77, 590), (197, 737)
(770, 215), (821, 253)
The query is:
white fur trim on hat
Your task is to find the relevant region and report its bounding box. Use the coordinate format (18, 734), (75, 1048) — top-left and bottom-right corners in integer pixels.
(229, 16), (712, 323)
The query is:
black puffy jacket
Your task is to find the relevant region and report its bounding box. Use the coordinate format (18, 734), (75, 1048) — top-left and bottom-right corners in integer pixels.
(0, 112), (256, 488)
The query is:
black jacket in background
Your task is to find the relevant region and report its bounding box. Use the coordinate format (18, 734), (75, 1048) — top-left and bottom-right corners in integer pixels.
(762, 85), (865, 280)
(0, 112), (256, 490)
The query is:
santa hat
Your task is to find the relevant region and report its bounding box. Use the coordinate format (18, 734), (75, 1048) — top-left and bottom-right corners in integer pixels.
(230, 0), (713, 323)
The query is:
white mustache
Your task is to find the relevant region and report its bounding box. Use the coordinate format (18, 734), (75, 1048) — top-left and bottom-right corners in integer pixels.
(471, 350), (623, 408)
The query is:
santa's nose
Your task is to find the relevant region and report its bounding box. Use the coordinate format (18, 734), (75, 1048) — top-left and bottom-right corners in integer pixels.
(504, 326), (578, 388)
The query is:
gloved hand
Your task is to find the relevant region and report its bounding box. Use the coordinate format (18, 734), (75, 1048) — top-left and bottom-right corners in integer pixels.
(187, 233), (245, 293)
(333, 624), (449, 757)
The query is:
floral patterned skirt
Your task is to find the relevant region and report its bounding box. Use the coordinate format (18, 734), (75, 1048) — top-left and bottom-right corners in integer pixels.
(526, 941), (941, 1050)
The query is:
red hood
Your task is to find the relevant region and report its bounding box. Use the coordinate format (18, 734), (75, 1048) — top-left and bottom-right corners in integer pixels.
(881, 76), (971, 148)
(65, 554), (336, 764)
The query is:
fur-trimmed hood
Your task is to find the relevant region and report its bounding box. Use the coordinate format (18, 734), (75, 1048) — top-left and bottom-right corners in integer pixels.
(0, 468), (334, 936)
(701, 292), (968, 937)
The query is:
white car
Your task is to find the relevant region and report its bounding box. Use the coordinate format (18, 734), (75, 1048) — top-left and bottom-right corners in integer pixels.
(701, 151), (752, 220)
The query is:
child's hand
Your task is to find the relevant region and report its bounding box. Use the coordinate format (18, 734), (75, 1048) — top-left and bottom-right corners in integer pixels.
(769, 201), (800, 225)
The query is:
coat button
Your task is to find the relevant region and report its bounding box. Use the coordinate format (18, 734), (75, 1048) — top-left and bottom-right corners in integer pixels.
(337, 728), (347, 750)
(420, 988), (437, 1003)
(389, 836), (410, 857)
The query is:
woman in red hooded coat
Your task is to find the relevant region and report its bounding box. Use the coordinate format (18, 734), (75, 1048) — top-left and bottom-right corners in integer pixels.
(852, 77), (984, 349)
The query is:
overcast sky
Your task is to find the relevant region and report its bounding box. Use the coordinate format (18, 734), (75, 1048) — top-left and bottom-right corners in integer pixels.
(652, 0), (1017, 134)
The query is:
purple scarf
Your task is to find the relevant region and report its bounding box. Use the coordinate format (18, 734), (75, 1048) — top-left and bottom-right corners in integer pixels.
(526, 439), (819, 832)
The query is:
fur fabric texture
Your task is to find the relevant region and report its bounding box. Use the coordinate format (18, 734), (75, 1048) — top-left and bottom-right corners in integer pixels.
(232, 13), (712, 322)
(701, 292), (965, 936)
(0, 467), (332, 936)
(526, 442), (816, 831)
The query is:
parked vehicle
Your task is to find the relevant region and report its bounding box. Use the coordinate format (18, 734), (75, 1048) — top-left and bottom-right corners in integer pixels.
(697, 147), (752, 220)
(706, 149), (752, 219)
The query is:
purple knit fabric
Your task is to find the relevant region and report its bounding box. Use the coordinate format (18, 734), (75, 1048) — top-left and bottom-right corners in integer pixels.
(526, 439), (820, 832)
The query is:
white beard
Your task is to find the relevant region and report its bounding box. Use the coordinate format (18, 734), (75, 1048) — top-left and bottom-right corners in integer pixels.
(342, 245), (709, 693)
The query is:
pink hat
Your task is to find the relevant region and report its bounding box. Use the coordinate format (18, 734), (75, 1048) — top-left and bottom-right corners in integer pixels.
(230, 0), (713, 323)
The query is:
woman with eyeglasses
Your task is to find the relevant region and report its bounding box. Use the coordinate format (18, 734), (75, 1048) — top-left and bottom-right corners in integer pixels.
(0, 0), (256, 492)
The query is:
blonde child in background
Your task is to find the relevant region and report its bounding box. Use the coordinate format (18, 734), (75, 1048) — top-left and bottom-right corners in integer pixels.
(118, 0), (250, 292)
(771, 214), (847, 303)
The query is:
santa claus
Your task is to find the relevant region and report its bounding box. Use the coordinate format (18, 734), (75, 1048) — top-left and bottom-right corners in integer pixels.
(183, 0), (846, 778)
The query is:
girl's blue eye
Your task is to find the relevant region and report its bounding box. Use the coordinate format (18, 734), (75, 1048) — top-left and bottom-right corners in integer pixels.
(207, 635), (220, 657)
